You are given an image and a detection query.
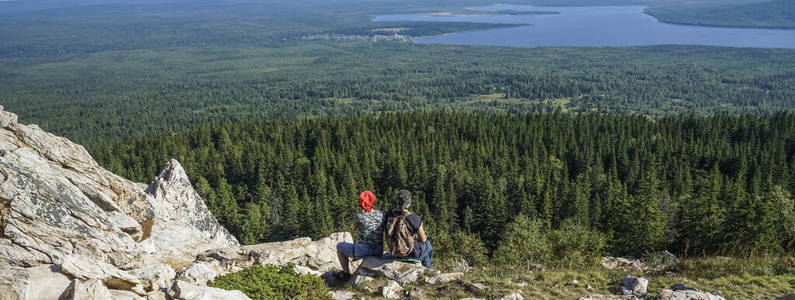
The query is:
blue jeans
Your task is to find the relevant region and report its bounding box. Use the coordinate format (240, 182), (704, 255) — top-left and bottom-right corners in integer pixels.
(415, 240), (433, 269)
(337, 242), (383, 259)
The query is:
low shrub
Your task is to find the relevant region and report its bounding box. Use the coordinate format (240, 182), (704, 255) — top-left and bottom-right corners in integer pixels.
(492, 215), (550, 268)
(492, 216), (605, 269)
(208, 264), (328, 299)
(547, 219), (607, 268)
(433, 230), (489, 270)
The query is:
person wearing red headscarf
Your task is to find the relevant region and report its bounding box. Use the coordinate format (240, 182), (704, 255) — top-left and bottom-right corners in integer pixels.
(336, 190), (386, 278)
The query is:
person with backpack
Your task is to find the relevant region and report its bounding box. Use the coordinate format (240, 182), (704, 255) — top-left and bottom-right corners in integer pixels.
(336, 190), (385, 278)
(386, 189), (432, 268)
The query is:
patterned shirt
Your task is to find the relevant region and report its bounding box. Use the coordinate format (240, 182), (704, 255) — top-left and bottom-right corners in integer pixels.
(354, 210), (385, 246)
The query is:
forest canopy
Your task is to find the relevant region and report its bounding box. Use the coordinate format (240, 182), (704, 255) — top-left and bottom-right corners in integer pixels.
(92, 112), (795, 258)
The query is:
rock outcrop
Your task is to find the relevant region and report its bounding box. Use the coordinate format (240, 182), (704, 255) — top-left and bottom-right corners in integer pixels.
(0, 107), (373, 299)
(656, 283), (726, 300)
(0, 107), (238, 299)
(196, 231), (354, 274)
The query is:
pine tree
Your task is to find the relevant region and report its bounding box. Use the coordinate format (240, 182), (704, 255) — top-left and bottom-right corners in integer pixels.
(573, 173), (591, 226)
(635, 163), (665, 252)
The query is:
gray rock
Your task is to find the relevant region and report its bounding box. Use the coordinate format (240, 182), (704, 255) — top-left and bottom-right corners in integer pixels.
(0, 108), (372, 299)
(0, 267), (30, 300)
(380, 280), (403, 299)
(425, 272), (464, 284)
(501, 292), (524, 300)
(0, 109), (241, 297)
(355, 257), (426, 285)
(293, 264), (323, 276)
(177, 263), (218, 285)
(617, 276), (648, 295)
(198, 232), (354, 274)
(351, 274), (376, 292)
(656, 288), (725, 300)
(60, 279), (114, 300)
(59, 254), (141, 292)
(141, 159), (239, 265)
(127, 264), (176, 294)
(601, 257), (646, 272)
(0, 265), (74, 300)
(0, 105), (18, 128)
(327, 290), (356, 300)
(642, 250), (679, 269)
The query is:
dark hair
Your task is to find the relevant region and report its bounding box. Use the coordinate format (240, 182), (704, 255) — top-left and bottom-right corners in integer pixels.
(397, 189), (412, 209)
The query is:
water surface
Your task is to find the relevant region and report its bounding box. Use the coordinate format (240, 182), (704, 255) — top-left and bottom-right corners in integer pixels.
(375, 4), (795, 48)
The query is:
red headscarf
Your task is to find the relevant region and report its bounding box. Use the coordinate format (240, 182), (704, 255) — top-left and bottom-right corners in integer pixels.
(359, 190), (376, 212)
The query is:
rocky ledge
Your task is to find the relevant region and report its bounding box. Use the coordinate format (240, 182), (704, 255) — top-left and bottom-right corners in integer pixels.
(0, 106), (356, 299)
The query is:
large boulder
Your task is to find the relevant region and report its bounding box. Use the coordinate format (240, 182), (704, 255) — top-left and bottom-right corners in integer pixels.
(655, 284), (726, 300)
(59, 254), (141, 292)
(354, 257), (428, 285)
(601, 257), (646, 273)
(0, 107), (237, 298)
(617, 276), (648, 295)
(177, 263), (218, 286)
(127, 263), (176, 294)
(60, 279), (114, 300)
(198, 232), (354, 274)
(655, 288), (725, 300)
(139, 160), (239, 267)
(0, 265), (73, 300)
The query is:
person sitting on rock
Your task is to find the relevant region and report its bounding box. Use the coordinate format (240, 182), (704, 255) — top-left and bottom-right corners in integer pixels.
(386, 189), (433, 268)
(336, 190), (386, 278)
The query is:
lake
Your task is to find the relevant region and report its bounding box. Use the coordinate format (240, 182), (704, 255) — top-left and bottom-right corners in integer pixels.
(374, 4), (795, 49)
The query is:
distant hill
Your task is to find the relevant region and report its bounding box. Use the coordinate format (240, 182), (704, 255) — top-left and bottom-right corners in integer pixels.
(646, 0), (795, 29)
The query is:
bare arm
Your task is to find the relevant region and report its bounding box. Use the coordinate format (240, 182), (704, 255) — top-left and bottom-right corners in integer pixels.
(417, 224), (427, 243)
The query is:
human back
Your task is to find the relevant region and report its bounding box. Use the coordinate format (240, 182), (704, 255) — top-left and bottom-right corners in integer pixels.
(387, 210), (416, 257)
(335, 190), (387, 277)
(354, 209), (385, 246)
(386, 190), (432, 268)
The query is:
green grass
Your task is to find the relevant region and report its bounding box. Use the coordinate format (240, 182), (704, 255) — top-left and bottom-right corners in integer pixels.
(329, 256), (794, 299)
